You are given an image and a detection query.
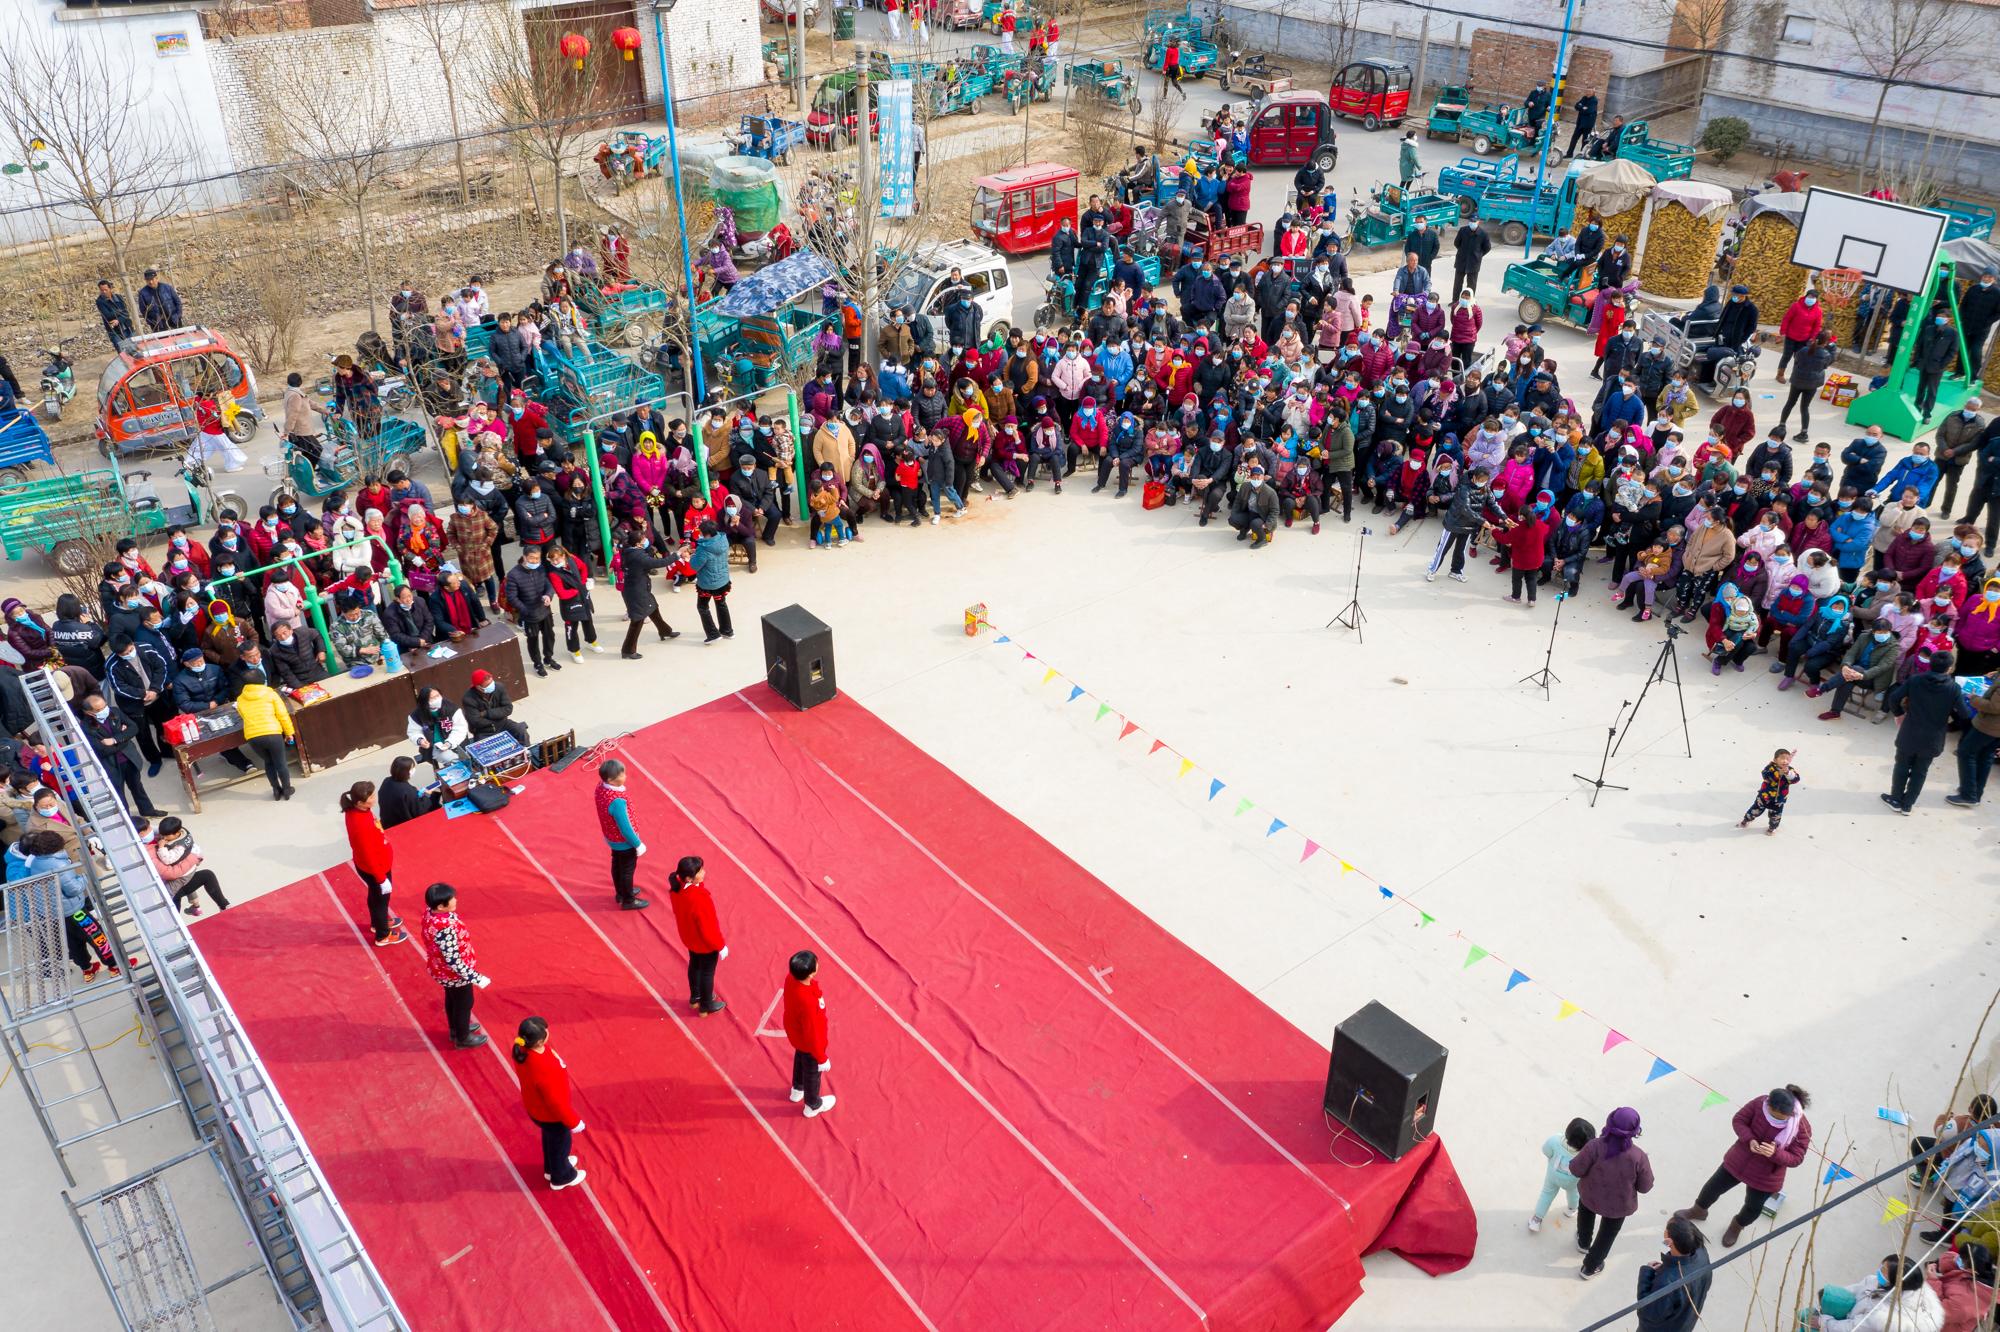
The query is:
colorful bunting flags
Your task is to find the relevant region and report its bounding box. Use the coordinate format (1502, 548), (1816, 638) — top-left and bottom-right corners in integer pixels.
(1882, 1198), (1910, 1224)
(1823, 1163), (1856, 1185)
(995, 615), (1747, 1119)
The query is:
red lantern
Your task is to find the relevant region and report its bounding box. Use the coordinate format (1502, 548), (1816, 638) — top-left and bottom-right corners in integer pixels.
(611, 26), (641, 61)
(560, 32), (591, 70)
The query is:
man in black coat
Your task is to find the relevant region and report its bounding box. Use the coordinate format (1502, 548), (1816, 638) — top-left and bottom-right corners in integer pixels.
(77, 691), (164, 817)
(136, 269), (184, 332)
(1564, 93), (1599, 159)
(268, 622), (327, 690)
(501, 547), (557, 676)
(1960, 268), (2000, 368)
(1523, 81), (1549, 132)
(1882, 653), (1973, 811)
(1451, 221), (1492, 301)
(1912, 312), (1961, 416)
(382, 584), (439, 653)
(1403, 218), (1440, 274)
(95, 280), (134, 350)
(461, 670), (528, 746)
(1634, 1217), (1711, 1332)
(615, 533), (679, 658)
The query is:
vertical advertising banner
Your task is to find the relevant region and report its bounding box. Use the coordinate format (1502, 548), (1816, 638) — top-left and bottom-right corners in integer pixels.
(878, 78), (916, 218)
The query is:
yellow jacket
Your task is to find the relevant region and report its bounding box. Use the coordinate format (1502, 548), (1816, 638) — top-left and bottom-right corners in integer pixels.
(236, 684), (296, 741)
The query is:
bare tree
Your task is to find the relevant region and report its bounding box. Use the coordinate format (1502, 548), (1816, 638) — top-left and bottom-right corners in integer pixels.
(1320, 0), (1365, 75)
(0, 26), (190, 316)
(268, 75), (413, 333)
(1652, 0), (1732, 109)
(478, 6), (616, 254)
(1825, 0), (1980, 181)
(398, 0), (502, 207)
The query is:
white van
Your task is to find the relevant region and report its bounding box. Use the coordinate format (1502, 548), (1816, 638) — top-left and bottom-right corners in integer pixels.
(883, 240), (1017, 351)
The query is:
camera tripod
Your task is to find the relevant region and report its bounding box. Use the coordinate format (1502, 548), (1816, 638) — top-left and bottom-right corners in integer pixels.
(1574, 700), (1632, 807)
(1519, 589), (1568, 698)
(1613, 623), (1693, 758)
(1327, 527), (1371, 642)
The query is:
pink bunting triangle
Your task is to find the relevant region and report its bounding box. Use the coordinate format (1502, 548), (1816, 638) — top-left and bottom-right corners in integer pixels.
(1602, 1030), (1629, 1054)
(1300, 839), (1319, 862)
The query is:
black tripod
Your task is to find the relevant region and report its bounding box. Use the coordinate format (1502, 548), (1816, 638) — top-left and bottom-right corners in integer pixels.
(1614, 623), (1693, 758)
(1519, 590), (1567, 697)
(1573, 700), (1632, 807)
(1327, 526), (1371, 642)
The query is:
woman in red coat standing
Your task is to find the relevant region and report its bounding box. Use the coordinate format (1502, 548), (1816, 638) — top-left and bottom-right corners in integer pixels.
(668, 856), (727, 1015)
(341, 782), (404, 945)
(512, 1016), (585, 1190)
(1674, 1084), (1813, 1248)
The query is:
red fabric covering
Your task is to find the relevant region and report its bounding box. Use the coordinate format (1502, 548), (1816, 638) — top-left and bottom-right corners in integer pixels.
(194, 688), (1474, 1331)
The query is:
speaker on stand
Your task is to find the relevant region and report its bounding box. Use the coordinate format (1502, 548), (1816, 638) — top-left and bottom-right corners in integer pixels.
(762, 604), (837, 712)
(1322, 1001), (1447, 1162)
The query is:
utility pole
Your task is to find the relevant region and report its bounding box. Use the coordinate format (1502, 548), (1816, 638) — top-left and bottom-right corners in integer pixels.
(1525, 0), (1582, 257)
(853, 44), (880, 369)
(1412, 10), (1431, 115)
(650, 0), (706, 408)
(792, 0), (808, 112)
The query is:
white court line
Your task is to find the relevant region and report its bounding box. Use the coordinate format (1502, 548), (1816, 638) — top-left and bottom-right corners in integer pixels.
(618, 754), (1210, 1324)
(731, 690), (1351, 1209)
(310, 874), (626, 1332)
(490, 820), (944, 1332)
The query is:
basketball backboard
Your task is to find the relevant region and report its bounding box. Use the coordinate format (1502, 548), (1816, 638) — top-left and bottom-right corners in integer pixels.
(1791, 188), (1947, 294)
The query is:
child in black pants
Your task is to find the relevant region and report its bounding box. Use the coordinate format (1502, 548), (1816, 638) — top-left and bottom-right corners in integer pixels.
(1739, 748), (1800, 834)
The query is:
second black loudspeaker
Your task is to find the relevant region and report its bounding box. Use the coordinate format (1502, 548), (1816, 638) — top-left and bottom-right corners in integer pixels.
(761, 604), (837, 711)
(1322, 1001), (1447, 1161)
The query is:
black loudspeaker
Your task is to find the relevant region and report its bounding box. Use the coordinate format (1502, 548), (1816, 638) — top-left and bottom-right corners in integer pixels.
(761, 605), (837, 711)
(1323, 1001), (1447, 1161)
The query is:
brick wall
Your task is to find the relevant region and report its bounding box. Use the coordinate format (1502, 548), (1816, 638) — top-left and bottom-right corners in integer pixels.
(1466, 29), (1610, 108)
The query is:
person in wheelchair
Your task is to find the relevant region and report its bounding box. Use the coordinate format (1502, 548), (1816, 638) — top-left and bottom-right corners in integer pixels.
(1115, 146), (1159, 205)
(1689, 284), (1761, 383)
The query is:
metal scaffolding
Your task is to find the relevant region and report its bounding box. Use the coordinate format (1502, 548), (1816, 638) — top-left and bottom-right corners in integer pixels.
(0, 866), (187, 1187)
(25, 668), (405, 1332)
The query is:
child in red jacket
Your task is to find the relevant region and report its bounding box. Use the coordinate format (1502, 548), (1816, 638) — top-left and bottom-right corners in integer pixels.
(512, 1016), (586, 1190)
(669, 856), (728, 1014)
(784, 949), (834, 1118)
(341, 781), (404, 944)
(1502, 493), (1552, 607)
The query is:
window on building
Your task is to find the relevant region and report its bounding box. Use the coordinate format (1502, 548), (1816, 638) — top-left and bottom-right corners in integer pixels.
(1781, 14), (1816, 45)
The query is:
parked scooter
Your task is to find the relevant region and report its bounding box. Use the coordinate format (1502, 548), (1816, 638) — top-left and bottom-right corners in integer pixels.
(38, 341), (76, 421)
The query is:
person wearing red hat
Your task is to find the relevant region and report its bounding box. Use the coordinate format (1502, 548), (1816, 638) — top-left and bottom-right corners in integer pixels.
(461, 669), (529, 746)
(784, 950), (834, 1118)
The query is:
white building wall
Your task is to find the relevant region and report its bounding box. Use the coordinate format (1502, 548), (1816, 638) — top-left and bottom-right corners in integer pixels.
(0, 0), (238, 245)
(1229, 0), (1678, 79)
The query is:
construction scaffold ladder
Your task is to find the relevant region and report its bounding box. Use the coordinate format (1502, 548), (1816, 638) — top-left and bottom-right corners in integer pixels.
(25, 668), (405, 1331)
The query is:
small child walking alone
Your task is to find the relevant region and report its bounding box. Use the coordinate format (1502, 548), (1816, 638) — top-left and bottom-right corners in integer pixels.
(1739, 748), (1800, 835)
(1530, 1117), (1596, 1233)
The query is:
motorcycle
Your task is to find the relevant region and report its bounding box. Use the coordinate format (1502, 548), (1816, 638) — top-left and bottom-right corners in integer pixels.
(1033, 272), (1075, 332)
(38, 341), (76, 421)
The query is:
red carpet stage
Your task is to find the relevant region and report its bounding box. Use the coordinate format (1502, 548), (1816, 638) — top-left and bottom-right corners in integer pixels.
(194, 688), (1476, 1331)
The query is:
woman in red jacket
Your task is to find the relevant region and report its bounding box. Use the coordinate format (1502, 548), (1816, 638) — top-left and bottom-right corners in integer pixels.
(512, 1016), (585, 1190)
(668, 856), (727, 1015)
(1674, 1084), (1813, 1248)
(341, 781), (404, 945)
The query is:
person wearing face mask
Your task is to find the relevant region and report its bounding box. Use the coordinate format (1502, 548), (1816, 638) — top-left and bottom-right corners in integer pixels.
(1712, 283), (1759, 356)
(77, 690), (165, 818)
(328, 593), (390, 670)
(1802, 1253), (1945, 1331)
(461, 668), (529, 748)
(267, 618), (328, 691)
(444, 491), (501, 608)
(407, 685), (470, 773)
(1872, 440), (1942, 508)
(1773, 288), (1826, 385)
(1813, 612), (1904, 720)
(1838, 424), (1891, 494)
(1913, 308), (1963, 417)
(1708, 388), (1756, 455)
(1883, 512), (1939, 592)
(1228, 464), (1279, 547)
(502, 544), (558, 675)
(7, 828), (107, 978)
(1633, 1215), (1711, 1332)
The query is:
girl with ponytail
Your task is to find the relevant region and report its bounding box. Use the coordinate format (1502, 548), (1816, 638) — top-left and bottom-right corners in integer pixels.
(340, 780), (404, 945)
(513, 1016), (586, 1190)
(668, 855), (728, 1015)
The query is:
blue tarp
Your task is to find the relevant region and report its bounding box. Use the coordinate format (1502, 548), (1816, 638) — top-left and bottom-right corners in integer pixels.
(714, 250), (836, 317)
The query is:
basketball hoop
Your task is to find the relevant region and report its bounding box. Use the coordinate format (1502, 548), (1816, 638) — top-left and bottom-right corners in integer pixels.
(1816, 267), (1864, 306)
